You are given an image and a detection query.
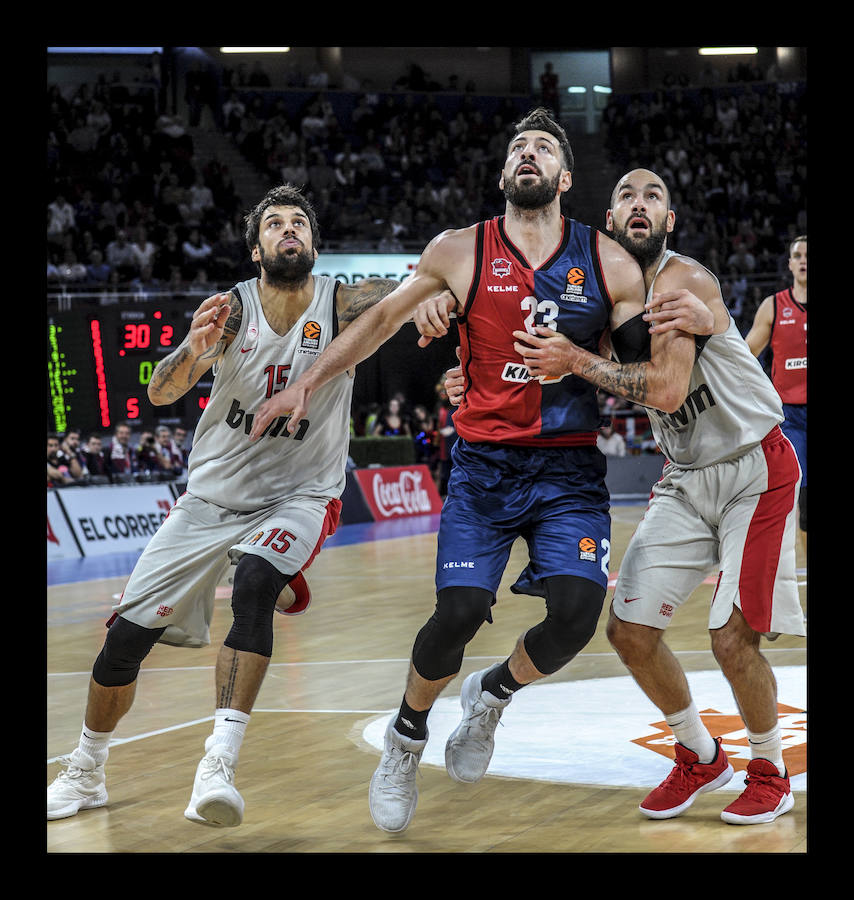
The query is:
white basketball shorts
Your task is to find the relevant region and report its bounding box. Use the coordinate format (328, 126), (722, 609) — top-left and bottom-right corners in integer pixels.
(612, 426), (805, 638)
(111, 491), (341, 647)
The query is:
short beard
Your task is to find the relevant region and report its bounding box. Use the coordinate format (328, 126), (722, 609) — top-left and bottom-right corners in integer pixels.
(503, 169), (562, 210)
(259, 244), (315, 287)
(613, 221), (668, 269)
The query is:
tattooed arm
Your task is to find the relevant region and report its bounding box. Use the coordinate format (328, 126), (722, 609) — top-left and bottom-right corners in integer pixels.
(336, 277), (401, 329)
(510, 232), (697, 414)
(148, 291), (241, 405)
(512, 325), (695, 413)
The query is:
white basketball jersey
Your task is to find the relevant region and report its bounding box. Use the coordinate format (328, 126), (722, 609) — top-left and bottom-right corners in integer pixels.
(645, 251), (783, 468)
(186, 275), (353, 509)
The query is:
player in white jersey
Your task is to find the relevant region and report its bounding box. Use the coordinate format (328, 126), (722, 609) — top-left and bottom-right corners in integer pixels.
(507, 169), (805, 826)
(47, 185), (405, 827)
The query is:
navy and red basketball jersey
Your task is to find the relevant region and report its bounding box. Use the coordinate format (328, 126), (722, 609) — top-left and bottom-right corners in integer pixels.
(452, 216), (613, 446)
(769, 288), (807, 405)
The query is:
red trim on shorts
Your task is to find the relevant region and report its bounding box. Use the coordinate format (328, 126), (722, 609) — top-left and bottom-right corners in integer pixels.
(301, 497), (342, 572)
(738, 426), (800, 632)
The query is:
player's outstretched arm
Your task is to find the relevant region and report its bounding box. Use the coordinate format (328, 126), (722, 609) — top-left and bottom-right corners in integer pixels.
(248, 231), (466, 440)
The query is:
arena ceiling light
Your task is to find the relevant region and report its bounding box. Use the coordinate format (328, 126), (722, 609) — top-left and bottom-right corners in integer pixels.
(219, 47), (290, 53)
(698, 47), (758, 55)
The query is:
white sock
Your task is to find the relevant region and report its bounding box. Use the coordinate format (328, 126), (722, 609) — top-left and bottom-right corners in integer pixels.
(79, 725), (112, 766)
(211, 708), (250, 759)
(665, 702), (717, 764)
(747, 725), (785, 776)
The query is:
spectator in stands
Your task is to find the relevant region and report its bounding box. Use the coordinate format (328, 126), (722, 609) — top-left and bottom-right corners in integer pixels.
(155, 425), (185, 475)
(209, 225), (244, 283)
(82, 433), (111, 482)
(58, 429), (86, 480)
(48, 434), (75, 487)
(107, 423), (135, 478)
(105, 229), (138, 281)
(221, 91), (246, 135)
(96, 187), (129, 243)
(726, 242), (756, 276)
(188, 267), (216, 294)
(307, 147), (336, 195)
(47, 193), (76, 247)
(597, 420), (626, 457)
(152, 228), (185, 282)
(130, 264), (163, 295)
(135, 429), (172, 476)
(182, 227), (213, 279)
(173, 426), (191, 468)
(411, 404), (436, 467)
(129, 226), (158, 273)
(188, 171), (216, 225)
(157, 172), (191, 226)
(57, 249), (88, 285)
(280, 152), (309, 191)
(85, 249), (113, 290)
(372, 397), (410, 437)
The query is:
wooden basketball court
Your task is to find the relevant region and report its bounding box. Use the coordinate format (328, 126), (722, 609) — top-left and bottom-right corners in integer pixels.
(47, 504), (807, 854)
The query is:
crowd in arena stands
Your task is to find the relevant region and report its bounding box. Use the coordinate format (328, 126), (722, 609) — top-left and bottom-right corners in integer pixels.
(47, 61), (804, 464)
(47, 424), (190, 489)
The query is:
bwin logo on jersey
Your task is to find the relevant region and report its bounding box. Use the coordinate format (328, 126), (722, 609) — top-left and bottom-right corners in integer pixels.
(501, 361), (567, 385)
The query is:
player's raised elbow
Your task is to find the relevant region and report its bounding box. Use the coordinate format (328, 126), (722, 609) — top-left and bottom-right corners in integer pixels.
(147, 382), (174, 406)
(652, 383), (688, 414)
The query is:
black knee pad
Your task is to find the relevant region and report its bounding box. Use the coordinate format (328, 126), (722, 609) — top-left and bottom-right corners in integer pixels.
(92, 616), (165, 687)
(412, 586), (494, 681)
(798, 486), (806, 532)
(223, 553), (290, 658)
(523, 575), (605, 675)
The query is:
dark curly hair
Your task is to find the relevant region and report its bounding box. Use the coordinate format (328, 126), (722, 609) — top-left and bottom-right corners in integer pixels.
(243, 184), (321, 253)
(510, 107), (574, 174)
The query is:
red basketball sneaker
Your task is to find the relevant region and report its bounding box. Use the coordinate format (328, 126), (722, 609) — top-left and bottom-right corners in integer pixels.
(640, 738), (734, 819)
(720, 758), (794, 825)
(274, 571), (312, 616)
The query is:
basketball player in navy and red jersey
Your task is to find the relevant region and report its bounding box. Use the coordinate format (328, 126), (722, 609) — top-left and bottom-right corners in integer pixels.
(746, 236), (807, 548)
(250, 109), (705, 833)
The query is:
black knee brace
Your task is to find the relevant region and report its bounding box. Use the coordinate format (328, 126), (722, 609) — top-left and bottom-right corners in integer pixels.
(798, 485), (807, 532)
(523, 575), (605, 675)
(223, 553), (289, 658)
(92, 616), (165, 687)
(411, 586), (494, 681)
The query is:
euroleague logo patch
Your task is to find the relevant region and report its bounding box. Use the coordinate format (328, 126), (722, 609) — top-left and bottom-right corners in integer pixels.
(578, 536), (597, 561)
(301, 320), (321, 350)
(561, 266), (588, 302)
(633, 703), (807, 776)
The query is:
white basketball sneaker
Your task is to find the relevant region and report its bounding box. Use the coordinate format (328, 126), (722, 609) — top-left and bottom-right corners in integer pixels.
(47, 748), (108, 820)
(445, 665), (511, 783)
(184, 737), (244, 827)
(369, 721), (428, 833)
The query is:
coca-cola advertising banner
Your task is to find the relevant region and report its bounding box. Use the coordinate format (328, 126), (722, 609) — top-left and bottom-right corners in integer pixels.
(351, 465), (443, 520)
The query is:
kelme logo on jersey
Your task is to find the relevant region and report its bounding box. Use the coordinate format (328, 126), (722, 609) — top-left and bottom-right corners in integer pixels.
(501, 361), (567, 386)
(301, 320), (321, 350)
(492, 257), (513, 278)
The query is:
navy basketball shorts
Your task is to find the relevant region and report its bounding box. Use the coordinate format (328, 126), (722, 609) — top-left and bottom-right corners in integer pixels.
(435, 439), (611, 598)
(781, 403), (806, 488)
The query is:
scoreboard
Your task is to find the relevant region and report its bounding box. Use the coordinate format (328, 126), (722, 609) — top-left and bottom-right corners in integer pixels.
(47, 302), (212, 435)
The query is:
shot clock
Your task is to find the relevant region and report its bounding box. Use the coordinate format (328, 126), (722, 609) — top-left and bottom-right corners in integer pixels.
(47, 302), (212, 435)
